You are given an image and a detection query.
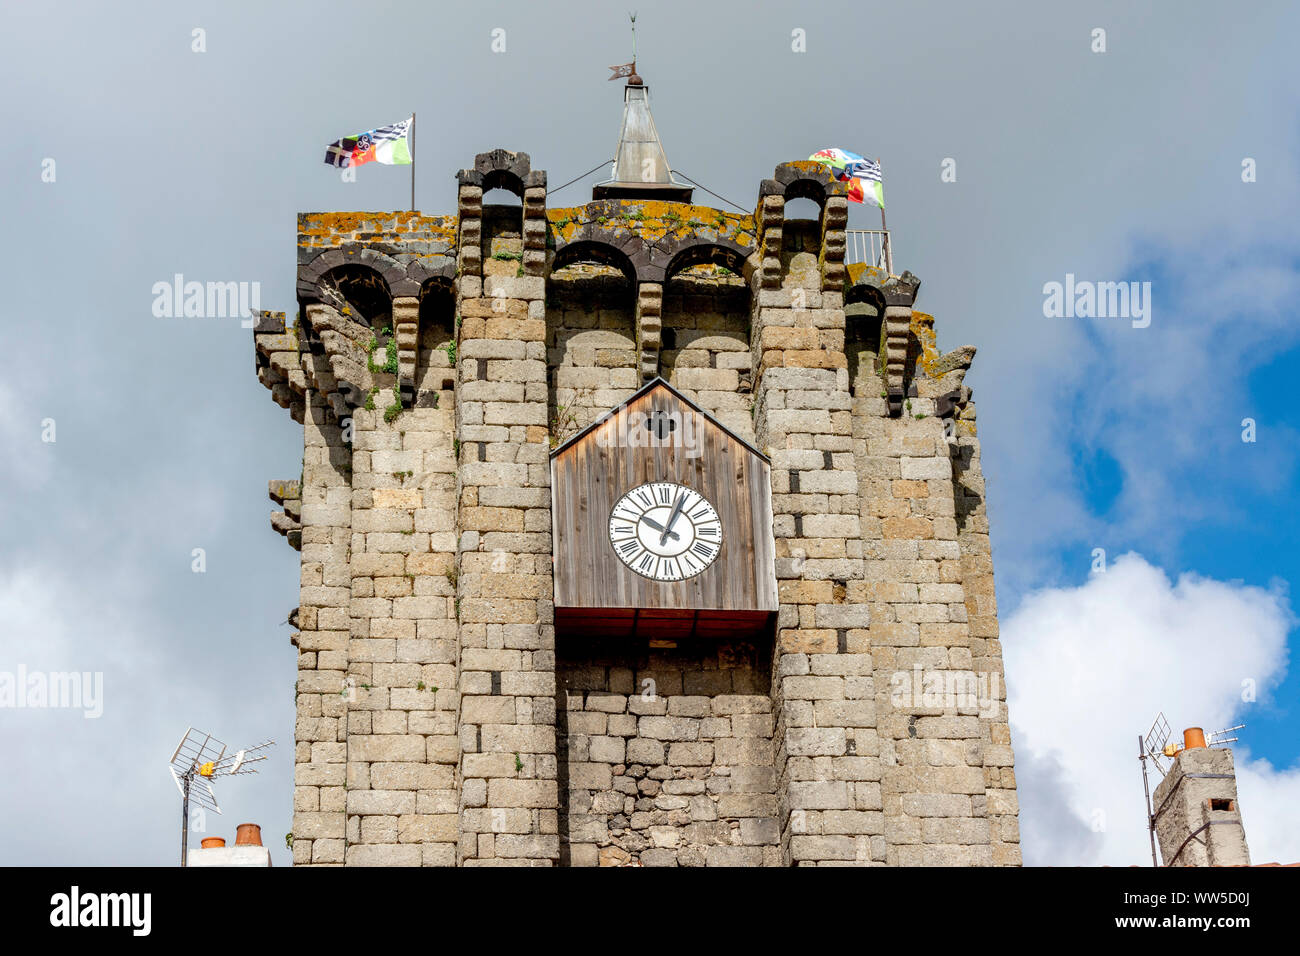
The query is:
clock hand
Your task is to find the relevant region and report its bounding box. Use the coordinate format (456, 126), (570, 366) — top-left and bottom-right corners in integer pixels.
(639, 516), (680, 541)
(660, 492), (687, 546)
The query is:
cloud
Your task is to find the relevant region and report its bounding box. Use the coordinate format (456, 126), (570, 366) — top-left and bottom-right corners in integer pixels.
(1004, 553), (1296, 865)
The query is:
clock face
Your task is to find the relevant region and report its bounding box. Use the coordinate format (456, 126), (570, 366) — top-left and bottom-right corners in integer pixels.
(608, 481), (723, 581)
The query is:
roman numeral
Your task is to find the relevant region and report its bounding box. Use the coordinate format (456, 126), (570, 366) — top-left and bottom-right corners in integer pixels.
(690, 505), (711, 519)
(637, 553), (654, 571)
(658, 485), (670, 503)
(616, 540), (638, 556)
(692, 542), (715, 559)
(697, 523), (719, 536)
(636, 490), (653, 508)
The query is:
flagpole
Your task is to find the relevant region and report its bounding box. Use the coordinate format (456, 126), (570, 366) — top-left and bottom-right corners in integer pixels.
(877, 156), (892, 274)
(410, 112), (416, 212)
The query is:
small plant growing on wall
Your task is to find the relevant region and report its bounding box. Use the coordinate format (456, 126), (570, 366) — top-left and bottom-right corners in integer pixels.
(367, 326), (399, 376)
(548, 386), (593, 449)
(383, 387), (403, 424)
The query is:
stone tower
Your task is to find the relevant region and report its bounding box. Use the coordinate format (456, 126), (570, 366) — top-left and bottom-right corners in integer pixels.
(252, 95), (1019, 866)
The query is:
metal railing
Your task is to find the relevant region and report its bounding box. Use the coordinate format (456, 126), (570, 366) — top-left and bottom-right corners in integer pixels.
(845, 229), (893, 274)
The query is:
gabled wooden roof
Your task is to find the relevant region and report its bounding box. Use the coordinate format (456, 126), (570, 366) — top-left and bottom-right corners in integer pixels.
(549, 377), (769, 464)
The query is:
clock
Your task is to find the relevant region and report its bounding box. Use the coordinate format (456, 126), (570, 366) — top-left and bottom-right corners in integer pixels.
(608, 481), (722, 582)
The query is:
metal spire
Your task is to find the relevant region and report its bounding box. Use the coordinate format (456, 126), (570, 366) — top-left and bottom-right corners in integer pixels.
(593, 15), (693, 203)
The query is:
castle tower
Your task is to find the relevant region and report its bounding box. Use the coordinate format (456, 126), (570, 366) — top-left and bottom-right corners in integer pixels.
(252, 103), (1019, 866)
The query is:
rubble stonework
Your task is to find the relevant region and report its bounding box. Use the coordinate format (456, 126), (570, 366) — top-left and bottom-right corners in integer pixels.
(251, 149), (1020, 866)
(1153, 745), (1250, 867)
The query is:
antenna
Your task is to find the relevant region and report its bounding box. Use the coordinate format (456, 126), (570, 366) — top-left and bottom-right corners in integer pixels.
(1208, 723), (1245, 748)
(1142, 711), (1173, 775)
(168, 727), (274, 867)
(1136, 712), (1171, 866)
(630, 11), (637, 68)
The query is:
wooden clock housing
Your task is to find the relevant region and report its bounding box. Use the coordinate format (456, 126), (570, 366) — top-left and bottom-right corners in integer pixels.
(551, 378), (778, 641)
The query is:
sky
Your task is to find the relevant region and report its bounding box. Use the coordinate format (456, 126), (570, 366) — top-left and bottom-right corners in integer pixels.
(1, 0), (1297, 866)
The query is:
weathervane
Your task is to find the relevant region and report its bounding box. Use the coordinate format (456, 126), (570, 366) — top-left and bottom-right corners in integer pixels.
(608, 12), (638, 80)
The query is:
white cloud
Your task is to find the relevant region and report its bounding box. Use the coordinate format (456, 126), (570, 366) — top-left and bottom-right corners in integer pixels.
(1003, 552), (1296, 865)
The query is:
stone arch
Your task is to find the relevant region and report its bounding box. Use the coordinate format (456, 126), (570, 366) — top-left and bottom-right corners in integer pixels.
(550, 238), (638, 285)
(299, 258), (394, 328)
(661, 238), (750, 282)
(457, 148), (547, 280)
(759, 160), (846, 206)
(758, 162), (850, 292)
(405, 256), (456, 290)
(465, 147), (545, 200)
(416, 276), (457, 402)
(844, 282), (885, 398)
(545, 235), (638, 442)
(299, 247), (420, 301)
(659, 240), (756, 443)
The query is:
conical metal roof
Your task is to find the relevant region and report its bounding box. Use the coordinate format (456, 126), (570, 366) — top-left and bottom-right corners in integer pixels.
(593, 74), (693, 202)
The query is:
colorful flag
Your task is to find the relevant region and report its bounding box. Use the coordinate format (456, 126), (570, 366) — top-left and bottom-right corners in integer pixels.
(809, 148), (884, 208)
(324, 116), (413, 169)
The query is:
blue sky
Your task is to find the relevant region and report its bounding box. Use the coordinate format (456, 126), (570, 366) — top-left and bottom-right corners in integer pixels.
(1, 0), (1297, 865)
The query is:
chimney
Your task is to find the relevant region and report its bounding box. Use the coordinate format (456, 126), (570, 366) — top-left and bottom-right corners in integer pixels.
(187, 822), (273, 867)
(1151, 728), (1250, 866)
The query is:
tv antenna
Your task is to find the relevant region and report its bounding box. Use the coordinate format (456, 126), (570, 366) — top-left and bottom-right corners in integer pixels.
(1136, 712), (1171, 866)
(168, 727), (274, 867)
(1208, 723), (1245, 748)
(1141, 711), (1173, 776)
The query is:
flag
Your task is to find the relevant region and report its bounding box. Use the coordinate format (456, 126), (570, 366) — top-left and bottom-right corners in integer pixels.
(810, 148), (884, 208)
(324, 116), (412, 169)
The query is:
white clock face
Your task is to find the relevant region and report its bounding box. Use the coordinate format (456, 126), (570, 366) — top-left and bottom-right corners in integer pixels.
(608, 481), (723, 581)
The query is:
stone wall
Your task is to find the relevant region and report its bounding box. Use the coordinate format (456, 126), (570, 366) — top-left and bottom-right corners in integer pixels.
(452, 159), (560, 865)
(661, 270), (754, 443)
(546, 268), (638, 438)
(557, 639), (779, 867)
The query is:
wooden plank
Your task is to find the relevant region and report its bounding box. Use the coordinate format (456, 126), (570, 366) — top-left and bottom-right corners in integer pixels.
(553, 381), (777, 615)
